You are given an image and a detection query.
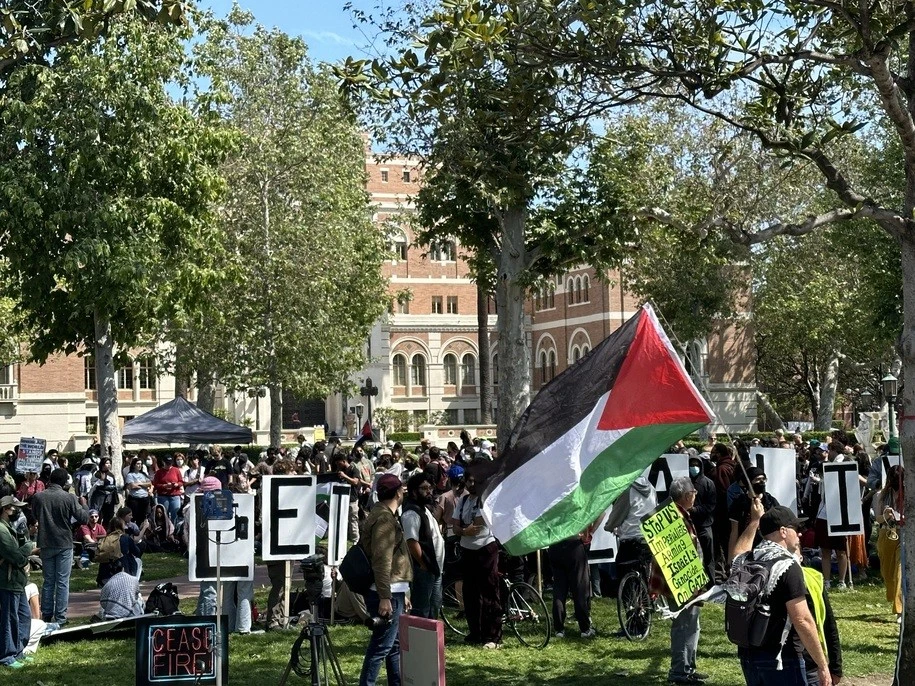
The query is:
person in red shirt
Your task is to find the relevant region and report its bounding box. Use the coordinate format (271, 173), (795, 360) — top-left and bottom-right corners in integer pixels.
(76, 510), (107, 561)
(152, 454), (184, 526)
(15, 472), (44, 505)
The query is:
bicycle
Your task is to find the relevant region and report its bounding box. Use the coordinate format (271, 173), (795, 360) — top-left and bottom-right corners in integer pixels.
(441, 575), (551, 649)
(615, 540), (666, 641)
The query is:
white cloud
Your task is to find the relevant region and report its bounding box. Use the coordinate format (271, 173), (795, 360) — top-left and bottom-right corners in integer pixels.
(302, 30), (356, 46)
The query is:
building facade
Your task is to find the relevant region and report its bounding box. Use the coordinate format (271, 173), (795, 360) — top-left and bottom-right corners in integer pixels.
(0, 151), (755, 451)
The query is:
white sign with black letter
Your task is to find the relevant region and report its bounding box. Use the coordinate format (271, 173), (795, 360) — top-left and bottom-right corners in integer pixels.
(189, 493), (255, 582)
(326, 485), (350, 566)
(642, 454), (689, 503)
(748, 447), (797, 514)
(261, 475), (317, 561)
(16, 437), (46, 474)
(587, 511), (617, 564)
(823, 462), (864, 536)
(881, 454), (903, 489)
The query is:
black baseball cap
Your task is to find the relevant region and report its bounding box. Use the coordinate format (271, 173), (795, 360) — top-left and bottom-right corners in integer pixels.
(759, 506), (806, 536)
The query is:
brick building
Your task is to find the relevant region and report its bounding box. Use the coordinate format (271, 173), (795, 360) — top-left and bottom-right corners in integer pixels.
(0, 150), (755, 451)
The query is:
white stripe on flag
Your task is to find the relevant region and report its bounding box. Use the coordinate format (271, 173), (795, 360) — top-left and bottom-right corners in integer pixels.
(482, 392), (627, 544)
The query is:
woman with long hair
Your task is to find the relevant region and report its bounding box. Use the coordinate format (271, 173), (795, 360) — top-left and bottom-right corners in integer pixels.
(875, 465), (904, 619)
(124, 457), (152, 524)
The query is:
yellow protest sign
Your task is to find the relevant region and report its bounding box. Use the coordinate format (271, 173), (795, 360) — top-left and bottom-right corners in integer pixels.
(313, 426), (326, 442)
(639, 499), (708, 608)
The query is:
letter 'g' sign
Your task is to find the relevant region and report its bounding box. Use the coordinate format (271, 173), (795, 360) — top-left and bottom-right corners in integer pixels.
(261, 475), (318, 561)
(823, 462), (864, 536)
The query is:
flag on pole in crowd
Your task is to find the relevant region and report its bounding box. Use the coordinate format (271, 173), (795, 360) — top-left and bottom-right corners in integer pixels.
(481, 303), (714, 556)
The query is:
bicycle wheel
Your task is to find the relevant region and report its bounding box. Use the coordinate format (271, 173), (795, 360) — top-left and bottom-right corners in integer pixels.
(616, 571), (651, 641)
(506, 581), (551, 649)
(440, 579), (468, 636)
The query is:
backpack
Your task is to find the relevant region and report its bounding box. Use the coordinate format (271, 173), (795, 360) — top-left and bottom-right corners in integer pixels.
(724, 552), (775, 648)
(96, 532), (124, 564)
(145, 582), (181, 615)
(339, 542), (374, 596)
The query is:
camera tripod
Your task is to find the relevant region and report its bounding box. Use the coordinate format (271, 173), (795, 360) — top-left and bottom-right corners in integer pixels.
(278, 612), (346, 686)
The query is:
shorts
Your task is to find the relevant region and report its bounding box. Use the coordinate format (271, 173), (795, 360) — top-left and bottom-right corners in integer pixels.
(814, 517), (847, 550)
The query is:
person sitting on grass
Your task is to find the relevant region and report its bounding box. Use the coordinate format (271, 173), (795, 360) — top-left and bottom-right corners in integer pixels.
(144, 503), (180, 554)
(98, 568), (144, 620)
(76, 509), (106, 561)
(96, 516), (143, 587)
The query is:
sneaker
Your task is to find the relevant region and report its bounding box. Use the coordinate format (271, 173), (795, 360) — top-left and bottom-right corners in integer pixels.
(482, 642), (501, 650)
(554, 631), (565, 639)
(3, 661), (26, 670)
(581, 627), (597, 639)
(691, 672), (709, 680)
(823, 580), (831, 590)
(669, 676), (705, 685)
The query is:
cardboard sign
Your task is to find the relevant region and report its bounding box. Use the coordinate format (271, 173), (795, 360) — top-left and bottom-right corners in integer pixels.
(642, 454), (689, 503)
(399, 614), (445, 686)
(16, 436), (46, 474)
(188, 493), (255, 582)
(823, 462), (864, 536)
(882, 454), (903, 489)
(260, 476), (317, 561)
(313, 425), (326, 442)
(135, 615), (228, 685)
(748, 447), (798, 514)
(587, 511), (617, 564)
(640, 499), (707, 609)
(326, 484), (351, 566)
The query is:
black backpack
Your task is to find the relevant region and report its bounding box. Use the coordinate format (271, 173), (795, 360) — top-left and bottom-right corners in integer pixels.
(145, 582), (181, 616)
(723, 552), (775, 648)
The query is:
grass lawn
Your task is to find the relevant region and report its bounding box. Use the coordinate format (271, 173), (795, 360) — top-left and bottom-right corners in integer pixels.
(17, 577), (898, 685)
(28, 552), (191, 594)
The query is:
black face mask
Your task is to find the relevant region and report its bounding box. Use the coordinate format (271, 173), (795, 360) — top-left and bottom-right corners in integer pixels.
(752, 483), (766, 495)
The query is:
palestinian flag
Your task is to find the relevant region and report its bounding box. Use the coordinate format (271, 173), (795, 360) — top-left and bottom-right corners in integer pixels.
(482, 304), (713, 556)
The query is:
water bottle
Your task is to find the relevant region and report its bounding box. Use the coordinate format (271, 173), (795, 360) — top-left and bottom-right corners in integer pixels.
(80, 550), (89, 569)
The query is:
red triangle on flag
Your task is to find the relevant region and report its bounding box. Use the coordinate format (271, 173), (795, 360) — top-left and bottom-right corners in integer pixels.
(597, 311), (711, 431)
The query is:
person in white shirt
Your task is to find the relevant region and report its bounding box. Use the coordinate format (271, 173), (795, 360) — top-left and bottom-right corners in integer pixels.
(401, 473), (445, 619)
(450, 473), (501, 649)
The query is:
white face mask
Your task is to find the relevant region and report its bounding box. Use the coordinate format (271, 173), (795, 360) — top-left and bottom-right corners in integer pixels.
(176, 460), (184, 467)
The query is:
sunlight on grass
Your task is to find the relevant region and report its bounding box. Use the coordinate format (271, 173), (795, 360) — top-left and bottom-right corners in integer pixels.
(16, 577), (898, 685)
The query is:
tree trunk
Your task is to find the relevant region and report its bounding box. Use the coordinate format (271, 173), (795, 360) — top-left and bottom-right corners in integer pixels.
(755, 390), (784, 430)
(478, 284), (493, 424)
(94, 312), (123, 483)
(494, 206), (531, 451)
(269, 383), (283, 449)
(814, 353), (840, 430)
(174, 343), (190, 399)
(895, 233), (915, 685)
(196, 366), (216, 414)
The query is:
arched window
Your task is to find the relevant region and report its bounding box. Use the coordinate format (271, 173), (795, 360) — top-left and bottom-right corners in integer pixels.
(567, 279), (575, 305)
(548, 285), (555, 309)
(388, 231), (408, 261)
(539, 350), (548, 386)
(572, 347), (581, 364)
(549, 350), (557, 381)
(582, 345), (590, 356)
(582, 275), (590, 302)
(574, 276), (582, 304)
(534, 289), (542, 311)
(461, 353), (476, 386)
(431, 240), (456, 261)
(392, 354), (407, 386)
(411, 354), (427, 386)
(443, 354), (458, 385)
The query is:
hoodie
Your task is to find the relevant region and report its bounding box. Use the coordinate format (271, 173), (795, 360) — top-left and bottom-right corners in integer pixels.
(605, 477), (657, 541)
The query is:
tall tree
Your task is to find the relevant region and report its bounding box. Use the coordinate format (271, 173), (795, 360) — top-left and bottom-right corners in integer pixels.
(192, 8), (388, 447)
(339, 2), (630, 445)
(0, 15), (228, 477)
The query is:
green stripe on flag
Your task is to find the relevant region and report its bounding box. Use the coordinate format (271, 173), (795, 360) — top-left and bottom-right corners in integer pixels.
(501, 422), (705, 556)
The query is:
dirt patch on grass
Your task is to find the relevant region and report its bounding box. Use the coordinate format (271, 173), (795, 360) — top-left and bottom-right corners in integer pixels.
(842, 675), (894, 686)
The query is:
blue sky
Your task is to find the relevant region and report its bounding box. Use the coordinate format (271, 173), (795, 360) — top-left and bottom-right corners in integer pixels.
(199, 1), (380, 64)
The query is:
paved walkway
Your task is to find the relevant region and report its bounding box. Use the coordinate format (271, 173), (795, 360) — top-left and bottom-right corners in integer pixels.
(66, 564), (272, 618)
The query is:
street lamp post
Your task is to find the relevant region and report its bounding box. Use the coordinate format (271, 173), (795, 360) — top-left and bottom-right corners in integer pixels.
(354, 403), (364, 434)
(359, 377), (379, 432)
(882, 373), (899, 439)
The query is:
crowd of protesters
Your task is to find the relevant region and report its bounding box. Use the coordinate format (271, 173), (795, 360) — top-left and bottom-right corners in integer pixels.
(0, 426), (904, 684)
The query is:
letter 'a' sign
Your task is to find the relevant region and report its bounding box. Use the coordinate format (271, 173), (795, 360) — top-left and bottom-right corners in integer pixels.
(823, 462), (864, 536)
(261, 475), (318, 561)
